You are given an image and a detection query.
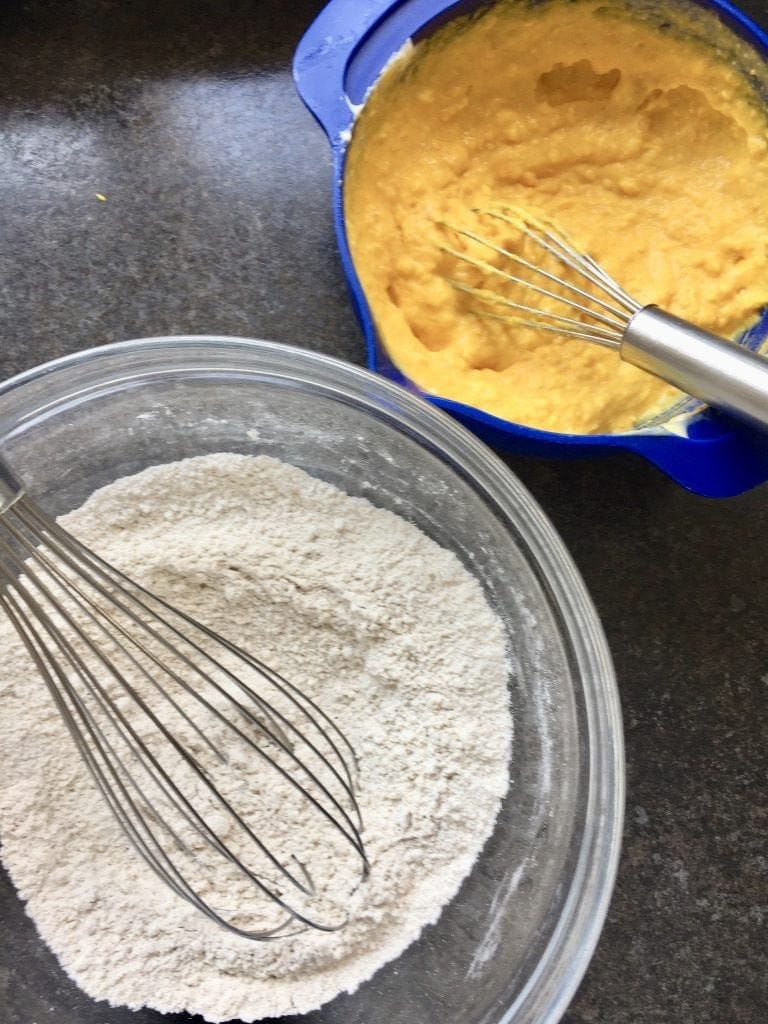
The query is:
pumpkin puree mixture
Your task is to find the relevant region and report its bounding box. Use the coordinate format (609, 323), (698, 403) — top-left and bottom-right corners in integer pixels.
(345, 0), (768, 434)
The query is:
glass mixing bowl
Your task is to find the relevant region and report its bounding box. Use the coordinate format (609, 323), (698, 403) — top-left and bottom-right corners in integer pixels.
(0, 336), (623, 1024)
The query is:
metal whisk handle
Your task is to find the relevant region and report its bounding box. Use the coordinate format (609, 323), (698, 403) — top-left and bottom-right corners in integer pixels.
(623, 307), (768, 433)
(0, 457), (24, 514)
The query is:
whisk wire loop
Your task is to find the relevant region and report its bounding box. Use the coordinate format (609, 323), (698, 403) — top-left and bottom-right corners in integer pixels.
(440, 205), (768, 434)
(442, 239), (627, 339)
(474, 310), (627, 349)
(446, 226), (629, 329)
(441, 206), (644, 349)
(11, 500), (365, 846)
(450, 279), (626, 346)
(0, 538), (324, 935)
(481, 208), (641, 316)
(0, 491), (368, 939)
(0, 584), (288, 939)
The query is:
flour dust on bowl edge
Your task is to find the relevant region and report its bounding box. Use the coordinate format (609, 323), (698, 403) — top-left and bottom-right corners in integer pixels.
(293, 0), (768, 498)
(0, 336), (623, 1024)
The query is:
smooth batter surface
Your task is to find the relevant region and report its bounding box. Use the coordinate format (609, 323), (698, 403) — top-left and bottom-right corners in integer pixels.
(345, 0), (768, 434)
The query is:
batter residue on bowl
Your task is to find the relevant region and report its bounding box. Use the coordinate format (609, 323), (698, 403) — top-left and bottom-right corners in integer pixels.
(0, 453), (511, 1022)
(345, 0), (768, 434)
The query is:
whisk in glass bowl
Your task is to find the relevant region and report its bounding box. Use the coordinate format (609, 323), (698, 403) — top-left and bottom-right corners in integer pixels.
(0, 454), (368, 939)
(441, 207), (768, 433)
(0, 335), (623, 1024)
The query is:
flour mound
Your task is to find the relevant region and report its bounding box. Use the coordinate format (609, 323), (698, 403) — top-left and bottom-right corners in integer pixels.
(0, 453), (511, 1021)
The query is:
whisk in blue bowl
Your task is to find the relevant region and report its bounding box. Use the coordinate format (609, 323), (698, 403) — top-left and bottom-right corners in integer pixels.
(441, 207), (768, 433)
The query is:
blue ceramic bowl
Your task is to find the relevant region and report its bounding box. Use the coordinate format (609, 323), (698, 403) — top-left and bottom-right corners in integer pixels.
(294, 0), (768, 498)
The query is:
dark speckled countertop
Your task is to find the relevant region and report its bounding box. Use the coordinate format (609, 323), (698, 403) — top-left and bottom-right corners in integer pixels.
(0, 2), (766, 1022)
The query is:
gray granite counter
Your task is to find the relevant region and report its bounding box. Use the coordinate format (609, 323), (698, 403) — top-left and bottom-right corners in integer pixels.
(0, 2), (765, 1022)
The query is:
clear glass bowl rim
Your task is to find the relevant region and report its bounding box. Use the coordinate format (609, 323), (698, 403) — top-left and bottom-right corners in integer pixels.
(0, 335), (625, 1024)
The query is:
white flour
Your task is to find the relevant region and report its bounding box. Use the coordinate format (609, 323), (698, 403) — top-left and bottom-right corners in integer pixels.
(0, 453), (511, 1021)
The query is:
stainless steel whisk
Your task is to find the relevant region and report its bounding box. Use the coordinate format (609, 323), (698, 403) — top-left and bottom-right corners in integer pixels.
(0, 457), (368, 939)
(442, 207), (768, 431)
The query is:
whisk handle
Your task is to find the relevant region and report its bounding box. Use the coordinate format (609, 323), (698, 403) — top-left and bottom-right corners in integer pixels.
(0, 457), (24, 514)
(623, 307), (768, 433)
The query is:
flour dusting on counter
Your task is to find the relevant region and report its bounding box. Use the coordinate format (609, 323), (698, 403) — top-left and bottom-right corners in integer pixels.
(0, 453), (511, 1022)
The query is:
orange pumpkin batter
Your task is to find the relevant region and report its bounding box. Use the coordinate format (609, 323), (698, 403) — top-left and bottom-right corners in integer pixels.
(345, 0), (768, 433)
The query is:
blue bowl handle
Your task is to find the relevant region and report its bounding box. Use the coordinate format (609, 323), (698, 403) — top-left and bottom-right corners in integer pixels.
(620, 425), (768, 498)
(294, 0), (394, 142)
